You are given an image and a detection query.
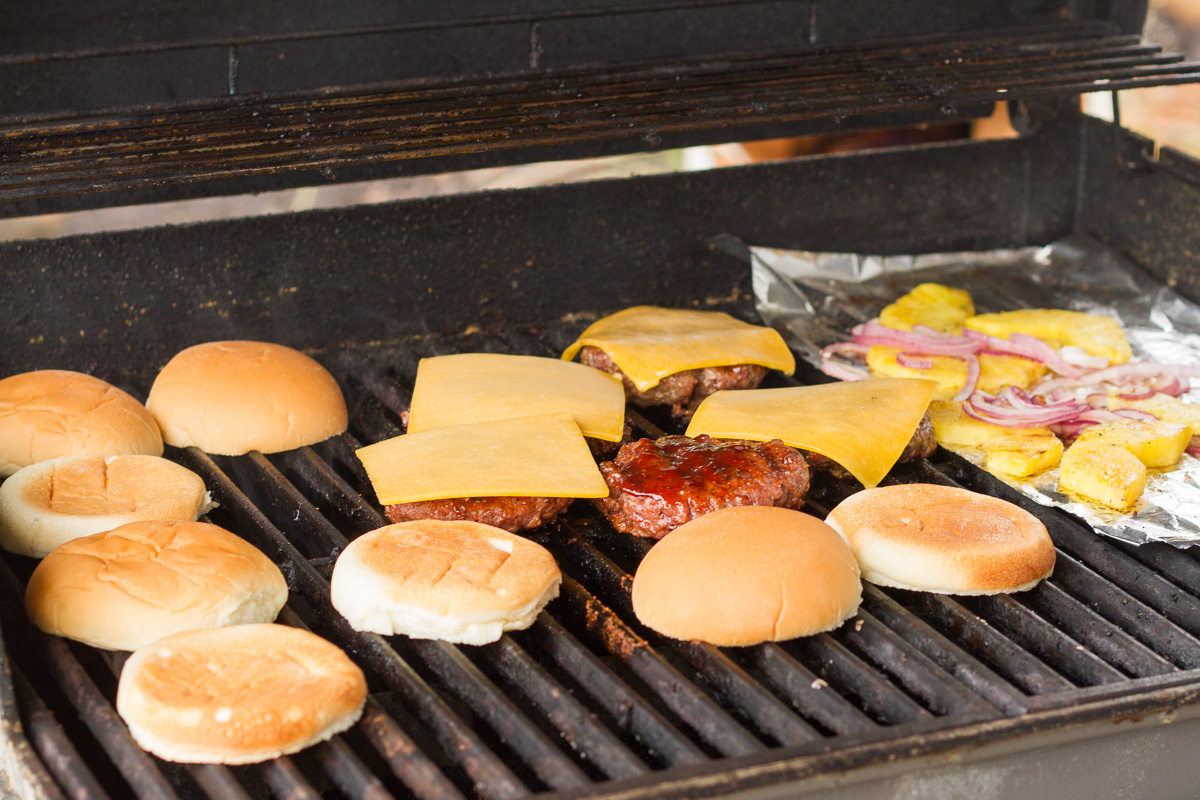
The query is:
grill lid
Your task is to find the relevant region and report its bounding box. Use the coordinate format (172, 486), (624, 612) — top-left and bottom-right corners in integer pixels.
(3, 1), (1199, 214)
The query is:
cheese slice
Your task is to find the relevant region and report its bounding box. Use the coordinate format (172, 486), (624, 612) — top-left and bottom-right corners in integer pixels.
(356, 415), (609, 505)
(685, 378), (938, 488)
(561, 306), (795, 392)
(406, 353), (625, 442)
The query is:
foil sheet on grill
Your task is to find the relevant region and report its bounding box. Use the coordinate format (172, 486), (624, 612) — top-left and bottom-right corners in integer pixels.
(726, 234), (1200, 547)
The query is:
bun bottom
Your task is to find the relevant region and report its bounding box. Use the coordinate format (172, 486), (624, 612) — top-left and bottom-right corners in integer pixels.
(348, 577), (561, 645)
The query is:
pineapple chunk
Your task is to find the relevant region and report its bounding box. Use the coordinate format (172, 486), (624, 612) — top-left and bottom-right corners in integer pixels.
(985, 432), (1064, 477)
(866, 347), (966, 402)
(1058, 440), (1147, 510)
(976, 354), (1049, 394)
(1076, 419), (1190, 468)
(1106, 390), (1200, 437)
(879, 283), (975, 333)
(927, 400), (1053, 447)
(964, 309), (1131, 365)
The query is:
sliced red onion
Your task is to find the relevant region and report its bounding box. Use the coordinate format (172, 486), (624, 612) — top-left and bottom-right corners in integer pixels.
(1060, 345), (1110, 369)
(1032, 361), (1200, 395)
(1188, 436), (1200, 457)
(851, 320), (980, 357)
(820, 341), (871, 360)
(952, 354), (980, 402)
(1085, 393), (1107, 408)
(820, 361), (870, 382)
(896, 352), (935, 370)
(963, 387), (1089, 427)
(1112, 408), (1159, 421)
(961, 329), (1082, 378)
(1115, 386), (1157, 401)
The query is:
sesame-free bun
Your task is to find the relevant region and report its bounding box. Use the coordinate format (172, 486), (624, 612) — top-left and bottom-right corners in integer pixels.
(0, 455), (215, 558)
(330, 520), (561, 645)
(116, 623), (367, 764)
(826, 484), (1055, 595)
(631, 506), (862, 646)
(146, 341), (348, 455)
(25, 520), (288, 651)
(0, 370), (163, 477)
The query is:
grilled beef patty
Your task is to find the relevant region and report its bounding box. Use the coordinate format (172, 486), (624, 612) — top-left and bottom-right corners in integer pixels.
(597, 434), (810, 539)
(385, 496), (573, 533)
(804, 413), (938, 478)
(579, 346), (767, 419)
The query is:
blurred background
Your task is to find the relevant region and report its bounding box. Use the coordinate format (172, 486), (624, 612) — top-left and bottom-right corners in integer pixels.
(2, 0), (1198, 243)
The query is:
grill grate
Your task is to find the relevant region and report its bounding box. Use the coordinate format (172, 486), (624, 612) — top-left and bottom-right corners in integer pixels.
(7, 321), (1200, 800)
(4, 22), (1200, 204)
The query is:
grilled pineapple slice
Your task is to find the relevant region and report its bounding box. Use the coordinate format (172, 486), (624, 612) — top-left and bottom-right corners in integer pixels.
(1075, 418), (1190, 468)
(976, 354), (1049, 394)
(866, 348), (966, 402)
(927, 400), (1053, 446)
(963, 309), (1131, 365)
(1106, 390), (1200, 437)
(985, 432), (1064, 477)
(879, 283), (974, 333)
(1058, 440), (1146, 510)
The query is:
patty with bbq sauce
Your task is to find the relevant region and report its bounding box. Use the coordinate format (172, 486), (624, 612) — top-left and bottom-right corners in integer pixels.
(580, 346), (767, 420)
(597, 435), (810, 540)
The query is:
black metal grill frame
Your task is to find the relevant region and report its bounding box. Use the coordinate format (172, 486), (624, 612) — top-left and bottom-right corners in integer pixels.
(8, 299), (1200, 799)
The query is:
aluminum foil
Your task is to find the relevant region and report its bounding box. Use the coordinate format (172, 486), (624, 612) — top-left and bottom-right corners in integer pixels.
(726, 234), (1200, 547)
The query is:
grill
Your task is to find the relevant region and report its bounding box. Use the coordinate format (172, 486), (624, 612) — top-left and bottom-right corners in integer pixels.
(7, 1), (1200, 798)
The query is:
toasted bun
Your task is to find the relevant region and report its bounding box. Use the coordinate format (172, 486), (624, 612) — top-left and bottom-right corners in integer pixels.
(0, 370), (162, 477)
(26, 520), (288, 650)
(116, 623), (366, 764)
(632, 506), (861, 646)
(825, 484), (1055, 595)
(146, 341), (348, 455)
(0, 455), (215, 558)
(331, 520), (561, 645)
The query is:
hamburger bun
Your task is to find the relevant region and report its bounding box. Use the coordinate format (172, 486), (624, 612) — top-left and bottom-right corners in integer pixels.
(116, 623), (366, 764)
(631, 506), (862, 646)
(26, 520), (288, 651)
(825, 484), (1055, 595)
(330, 520), (561, 645)
(0, 455), (215, 558)
(0, 370), (162, 477)
(146, 341), (348, 455)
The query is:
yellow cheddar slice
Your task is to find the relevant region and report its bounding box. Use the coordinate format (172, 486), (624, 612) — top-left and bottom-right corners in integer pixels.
(356, 415), (609, 505)
(561, 306), (795, 392)
(406, 353), (626, 442)
(685, 378), (938, 488)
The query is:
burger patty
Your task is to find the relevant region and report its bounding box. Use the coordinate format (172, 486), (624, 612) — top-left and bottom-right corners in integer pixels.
(597, 435), (810, 539)
(385, 496), (573, 533)
(579, 346), (767, 419)
(804, 413), (938, 477)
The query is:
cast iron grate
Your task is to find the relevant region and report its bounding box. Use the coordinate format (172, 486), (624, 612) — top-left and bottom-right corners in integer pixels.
(6, 318), (1200, 800)
(4, 22), (1200, 203)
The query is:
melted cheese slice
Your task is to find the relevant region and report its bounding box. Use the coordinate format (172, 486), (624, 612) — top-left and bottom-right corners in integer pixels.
(356, 415), (609, 505)
(685, 378), (938, 488)
(561, 306), (795, 392)
(406, 354), (625, 442)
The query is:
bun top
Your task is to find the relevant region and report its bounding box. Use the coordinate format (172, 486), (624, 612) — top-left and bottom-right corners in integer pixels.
(632, 506), (861, 646)
(0, 454), (213, 557)
(826, 483), (1055, 595)
(146, 341), (348, 455)
(332, 520), (560, 618)
(116, 623), (367, 764)
(25, 519), (288, 650)
(0, 370), (162, 477)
